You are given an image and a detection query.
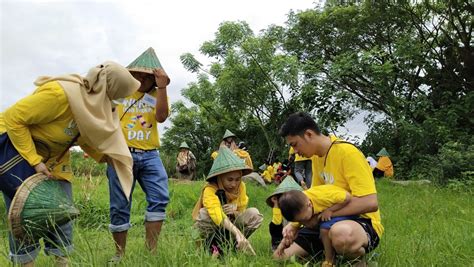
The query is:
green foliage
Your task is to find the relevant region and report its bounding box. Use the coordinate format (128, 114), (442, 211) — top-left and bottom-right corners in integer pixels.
(406, 141), (474, 186)
(163, 1), (473, 184)
(70, 151), (106, 177)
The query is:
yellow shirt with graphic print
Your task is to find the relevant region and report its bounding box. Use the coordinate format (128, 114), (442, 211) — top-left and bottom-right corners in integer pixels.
(202, 182), (249, 226)
(0, 81), (79, 180)
(118, 90), (161, 150)
(311, 135), (384, 238)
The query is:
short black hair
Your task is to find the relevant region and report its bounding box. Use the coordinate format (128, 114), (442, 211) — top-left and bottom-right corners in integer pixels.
(278, 190), (307, 222)
(279, 112), (321, 138)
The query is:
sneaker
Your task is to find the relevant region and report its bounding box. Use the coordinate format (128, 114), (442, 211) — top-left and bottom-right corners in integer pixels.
(211, 245), (221, 258)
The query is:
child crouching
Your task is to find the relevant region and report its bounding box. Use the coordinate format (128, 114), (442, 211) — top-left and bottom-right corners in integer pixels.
(192, 147), (263, 256)
(276, 185), (357, 266)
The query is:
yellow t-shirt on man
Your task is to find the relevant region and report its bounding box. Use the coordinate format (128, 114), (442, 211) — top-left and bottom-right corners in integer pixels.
(118, 90), (161, 150)
(311, 135), (384, 238)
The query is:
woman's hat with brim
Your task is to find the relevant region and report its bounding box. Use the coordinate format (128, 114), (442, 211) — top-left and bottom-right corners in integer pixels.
(222, 129), (237, 140)
(376, 148), (390, 157)
(8, 173), (80, 242)
(266, 176), (303, 207)
(179, 142), (190, 149)
(207, 147), (252, 181)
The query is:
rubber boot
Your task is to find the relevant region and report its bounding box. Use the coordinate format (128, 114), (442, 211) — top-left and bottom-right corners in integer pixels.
(109, 231), (128, 263)
(145, 221), (163, 253)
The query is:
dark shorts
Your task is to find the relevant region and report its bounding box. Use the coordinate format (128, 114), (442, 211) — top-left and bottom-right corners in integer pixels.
(294, 218), (380, 256)
(373, 168), (384, 178)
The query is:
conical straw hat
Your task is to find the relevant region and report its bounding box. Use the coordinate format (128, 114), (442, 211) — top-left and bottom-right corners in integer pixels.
(8, 173), (80, 242)
(222, 129), (236, 140)
(376, 148), (390, 157)
(127, 47), (164, 74)
(179, 142), (190, 149)
(266, 176), (303, 207)
(207, 147), (252, 181)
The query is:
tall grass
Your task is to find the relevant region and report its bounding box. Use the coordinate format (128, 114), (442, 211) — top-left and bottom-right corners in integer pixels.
(0, 178), (473, 266)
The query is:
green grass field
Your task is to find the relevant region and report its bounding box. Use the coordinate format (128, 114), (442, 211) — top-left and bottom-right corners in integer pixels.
(1, 178), (473, 266)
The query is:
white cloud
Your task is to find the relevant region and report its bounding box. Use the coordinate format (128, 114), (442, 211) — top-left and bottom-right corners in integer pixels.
(1, 0), (317, 134)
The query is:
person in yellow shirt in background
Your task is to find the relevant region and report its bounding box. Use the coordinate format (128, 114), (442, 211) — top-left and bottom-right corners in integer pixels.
(266, 176), (303, 251)
(0, 62), (140, 267)
(106, 48), (171, 263)
(289, 146), (312, 188)
(277, 112), (383, 265)
(192, 147), (263, 257)
(373, 148), (394, 178)
(211, 129), (254, 170)
(261, 160), (275, 183)
(275, 185), (359, 267)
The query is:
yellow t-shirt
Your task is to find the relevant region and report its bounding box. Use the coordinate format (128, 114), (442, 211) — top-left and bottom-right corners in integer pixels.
(291, 185), (347, 228)
(272, 207), (283, 225)
(262, 165), (274, 182)
(304, 184), (347, 213)
(311, 136), (384, 238)
(376, 156), (394, 177)
(0, 81), (79, 180)
(289, 146), (311, 162)
(118, 90), (160, 150)
(202, 182), (249, 226)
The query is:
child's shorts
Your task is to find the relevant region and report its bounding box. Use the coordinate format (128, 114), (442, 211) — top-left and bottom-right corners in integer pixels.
(320, 215), (359, 229)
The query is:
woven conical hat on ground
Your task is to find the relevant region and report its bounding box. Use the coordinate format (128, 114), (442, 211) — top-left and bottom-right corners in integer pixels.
(207, 147), (252, 181)
(376, 148), (390, 157)
(8, 173), (80, 241)
(266, 176), (303, 207)
(127, 47), (164, 74)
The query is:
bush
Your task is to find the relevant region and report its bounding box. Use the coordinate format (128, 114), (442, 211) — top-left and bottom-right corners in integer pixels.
(407, 141), (474, 185)
(70, 151), (106, 177)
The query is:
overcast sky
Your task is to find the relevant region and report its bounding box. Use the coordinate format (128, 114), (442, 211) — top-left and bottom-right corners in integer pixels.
(1, 0), (368, 139)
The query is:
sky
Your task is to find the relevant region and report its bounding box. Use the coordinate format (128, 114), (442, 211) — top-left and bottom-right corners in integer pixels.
(0, 0), (368, 139)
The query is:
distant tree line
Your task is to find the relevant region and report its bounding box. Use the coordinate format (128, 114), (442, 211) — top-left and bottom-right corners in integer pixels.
(160, 0), (473, 185)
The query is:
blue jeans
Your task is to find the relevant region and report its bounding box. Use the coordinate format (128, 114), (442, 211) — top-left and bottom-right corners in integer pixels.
(294, 160), (313, 187)
(107, 150), (169, 232)
(0, 133), (73, 263)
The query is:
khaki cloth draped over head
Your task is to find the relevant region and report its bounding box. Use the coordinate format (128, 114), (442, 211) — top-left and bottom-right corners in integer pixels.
(177, 151), (190, 166)
(34, 61), (140, 200)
